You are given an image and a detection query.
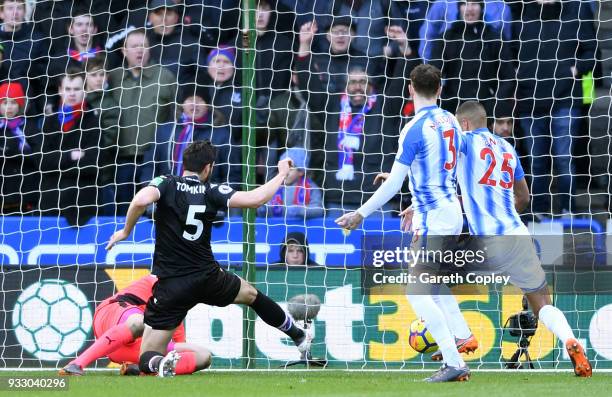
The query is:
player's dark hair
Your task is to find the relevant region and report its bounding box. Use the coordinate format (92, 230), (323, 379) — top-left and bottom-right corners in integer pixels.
(409, 64), (441, 99)
(183, 140), (217, 173)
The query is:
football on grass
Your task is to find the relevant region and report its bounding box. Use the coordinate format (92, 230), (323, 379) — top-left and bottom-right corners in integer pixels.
(409, 318), (439, 353)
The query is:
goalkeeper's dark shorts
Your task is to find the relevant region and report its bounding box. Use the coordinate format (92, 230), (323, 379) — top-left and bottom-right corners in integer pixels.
(144, 266), (241, 330)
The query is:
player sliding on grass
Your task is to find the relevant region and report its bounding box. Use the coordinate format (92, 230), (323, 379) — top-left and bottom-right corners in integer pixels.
(336, 64), (475, 382)
(106, 140), (311, 377)
(59, 275), (211, 376)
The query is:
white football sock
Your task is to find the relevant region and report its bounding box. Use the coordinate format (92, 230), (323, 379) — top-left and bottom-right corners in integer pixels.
(538, 305), (575, 343)
(432, 287), (472, 340)
(407, 294), (465, 368)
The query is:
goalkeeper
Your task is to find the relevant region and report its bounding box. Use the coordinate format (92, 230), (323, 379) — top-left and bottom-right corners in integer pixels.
(59, 275), (210, 376)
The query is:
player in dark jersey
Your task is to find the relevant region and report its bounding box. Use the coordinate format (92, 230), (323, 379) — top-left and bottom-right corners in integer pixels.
(106, 140), (311, 377)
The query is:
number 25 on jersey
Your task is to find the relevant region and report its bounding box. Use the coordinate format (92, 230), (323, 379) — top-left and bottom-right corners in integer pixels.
(478, 149), (514, 189)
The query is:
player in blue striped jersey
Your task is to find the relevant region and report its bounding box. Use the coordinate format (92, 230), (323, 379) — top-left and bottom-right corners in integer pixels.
(456, 110), (527, 236)
(396, 104), (462, 215)
(337, 64), (473, 382)
(454, 101), (592, 377)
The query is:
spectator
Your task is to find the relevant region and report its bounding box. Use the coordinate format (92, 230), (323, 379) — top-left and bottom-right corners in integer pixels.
(0, 81), (37, 214)
(182, 0), (238, 47)
(419, 0), (512, 61)
(31, 0), (119, 49)
(383, 24), (418, 63)
(147, 0), (204, 84)
(381, 24), (422, 139)
(491, 103), (514, 139)
(430, 0), (515, 115)
(241, 0), (293, 181)
(201, 45), (242, 184)
(515, 0), (596, 216)
(266, 70), (325, 157)
(321, 0), (388, 59)
(275, 231), (319, 267)
(388, 0), (431, 56)
(151, 86), (242, 183)
(104, 0), (221, 66)
(249, 0), (293, 97)
(108, 28), (177, 214)
(85, 56), (119, 154)
(49, 8), (105, 80)
(257, 147), (323, 219)
(310, 17), (383, 94)
(381, 24), (425, 122)
(296, 21), (408, 211)
(276, 0), (330, 34)
(85, 56), (120, 214)
(203, 46), (240, 136)
(0, 0), (47, 113)
(29, 68), (104, 226)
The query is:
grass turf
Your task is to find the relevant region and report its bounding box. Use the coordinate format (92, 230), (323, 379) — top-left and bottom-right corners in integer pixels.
(0, 371), (608, 397)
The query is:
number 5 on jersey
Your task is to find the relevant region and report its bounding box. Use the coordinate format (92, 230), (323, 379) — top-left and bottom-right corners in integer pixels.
(183, 205), (207, 240)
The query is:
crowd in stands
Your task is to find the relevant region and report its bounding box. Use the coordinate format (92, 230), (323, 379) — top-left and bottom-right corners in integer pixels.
(0, 0), (600, 225)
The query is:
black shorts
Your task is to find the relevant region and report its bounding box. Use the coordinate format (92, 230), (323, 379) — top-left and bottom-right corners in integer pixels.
(144, 267), (242, 330)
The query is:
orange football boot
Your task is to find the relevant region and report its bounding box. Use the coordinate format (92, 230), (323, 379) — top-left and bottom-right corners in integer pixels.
(565, 338), (592, 377)
(431, 334), (479, 361)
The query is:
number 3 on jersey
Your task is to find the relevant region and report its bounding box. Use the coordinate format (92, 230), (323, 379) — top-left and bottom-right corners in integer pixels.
(478, 149), (514, 189)
(183, 205), (207, 241)
(443, 129), (457, 170)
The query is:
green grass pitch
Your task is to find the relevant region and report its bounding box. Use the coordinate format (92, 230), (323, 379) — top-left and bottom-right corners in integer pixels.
(0, 371), (609, 397)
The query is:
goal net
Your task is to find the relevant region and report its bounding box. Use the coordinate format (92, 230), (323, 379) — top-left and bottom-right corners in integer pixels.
(1, 0), (611, 370)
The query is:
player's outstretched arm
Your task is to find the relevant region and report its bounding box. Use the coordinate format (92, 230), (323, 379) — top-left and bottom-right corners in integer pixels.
(106, 186), (161, 250)
(228, 158), (294, 209)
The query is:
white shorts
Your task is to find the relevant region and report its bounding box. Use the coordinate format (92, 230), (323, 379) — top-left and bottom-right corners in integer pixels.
(411, 199), (463, 237)
(409, 200), (463, 257)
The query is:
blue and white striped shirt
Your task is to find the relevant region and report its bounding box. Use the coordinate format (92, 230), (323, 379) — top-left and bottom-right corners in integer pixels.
(457, 128), (525, 235)
(396, 105), (462, 213)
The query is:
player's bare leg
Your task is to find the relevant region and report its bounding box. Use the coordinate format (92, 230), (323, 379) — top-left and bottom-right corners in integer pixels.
(526, 287), (592, 377)
(60, 313), (144, 376)
(233, 277), (311, 353)
(139, 326), (178, 377)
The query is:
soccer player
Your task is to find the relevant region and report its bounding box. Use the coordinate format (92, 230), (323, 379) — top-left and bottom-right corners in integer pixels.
(59, 275), (210, 376)
(336, 64), (474, 382)
(452, 101), (592, 377)
(106, 140), (310, 377)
